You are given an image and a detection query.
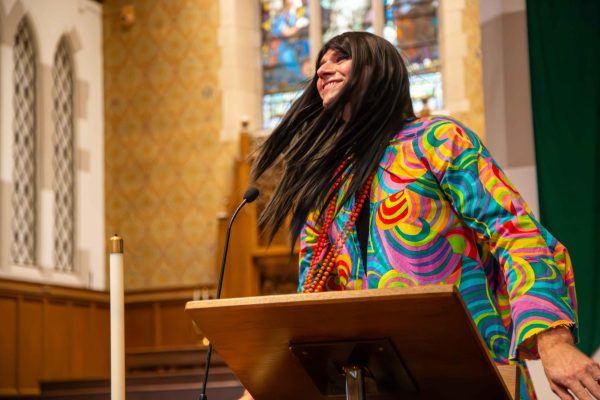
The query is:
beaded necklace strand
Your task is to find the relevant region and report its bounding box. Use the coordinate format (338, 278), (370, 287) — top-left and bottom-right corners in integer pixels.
(302, 165), (374, 293)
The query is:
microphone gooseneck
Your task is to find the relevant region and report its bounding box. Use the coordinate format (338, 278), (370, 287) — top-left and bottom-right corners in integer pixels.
(198, 187), (260, 400)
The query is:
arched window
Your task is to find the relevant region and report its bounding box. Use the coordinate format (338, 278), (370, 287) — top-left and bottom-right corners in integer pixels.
(11, 18), (37, 266)
(52, 38), (75, 272)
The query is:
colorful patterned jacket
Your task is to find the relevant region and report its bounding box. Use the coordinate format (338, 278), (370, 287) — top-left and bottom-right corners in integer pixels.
(298, 116), (578, 399)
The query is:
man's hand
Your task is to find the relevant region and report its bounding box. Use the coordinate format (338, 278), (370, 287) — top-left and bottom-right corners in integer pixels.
(537, 326), (600, 399)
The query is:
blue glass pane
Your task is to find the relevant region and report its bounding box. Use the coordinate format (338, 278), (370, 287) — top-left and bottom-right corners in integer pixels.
(383, 0), (441, 111)
(321, 0), (373, 43)
(383, 0), (440, 73)
(409, 71), (442, 114)
(263, 90), (303, 131)
(261, 0), (312, 94)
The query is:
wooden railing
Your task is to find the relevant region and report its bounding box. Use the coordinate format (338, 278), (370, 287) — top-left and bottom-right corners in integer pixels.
(124, 285), (212, 351)
(0, 279), (217, 397)
(0, 278), (110, 396)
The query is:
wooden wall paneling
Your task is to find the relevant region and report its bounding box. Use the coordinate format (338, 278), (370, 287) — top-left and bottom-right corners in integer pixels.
(153, 302), (162, 346)
(218, 129), (300, 298)
(17, 297), (43, 394)
(43, 301), (72, 380)
(2, 278), (219, 395)
(124, 286), (213, 351)
(220, 131), (260, 299)
(221, 202), (261, 298)
(160, 301), (200, 347)
(0, 296), (18, 395)
(86, 303), (100, 376)
(70, 302), (92, 378)
(125, 303), (155, 348)
(91, 304), (111, 377)
(0, 278), (111, 393)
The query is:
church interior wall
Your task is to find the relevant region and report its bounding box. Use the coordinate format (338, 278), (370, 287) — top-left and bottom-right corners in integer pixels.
(0, 0), (597, 396)
(480, 0), (539, 217)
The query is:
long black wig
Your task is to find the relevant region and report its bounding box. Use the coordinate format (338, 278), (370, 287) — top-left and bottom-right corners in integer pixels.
(252, 32), (416, 244)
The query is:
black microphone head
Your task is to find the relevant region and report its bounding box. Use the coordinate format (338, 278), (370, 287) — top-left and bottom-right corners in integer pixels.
(243, 187), (260, 203)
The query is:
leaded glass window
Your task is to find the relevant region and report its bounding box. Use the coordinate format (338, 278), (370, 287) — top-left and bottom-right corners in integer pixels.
(52, 39), (75, 272)
(11, 19), (37, 265)
(261, 0), (311, 130)
(321, 0), (373, 43)
(383, 0), (442, 113)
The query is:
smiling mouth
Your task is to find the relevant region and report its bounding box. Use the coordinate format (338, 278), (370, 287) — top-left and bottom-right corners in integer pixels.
(323, 80), (341, 90)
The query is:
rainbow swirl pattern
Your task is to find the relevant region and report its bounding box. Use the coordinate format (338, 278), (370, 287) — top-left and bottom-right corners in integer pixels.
(298, 116), (577, 400)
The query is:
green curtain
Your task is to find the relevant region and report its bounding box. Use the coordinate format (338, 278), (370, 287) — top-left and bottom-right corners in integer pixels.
(526, 0), (600, 355)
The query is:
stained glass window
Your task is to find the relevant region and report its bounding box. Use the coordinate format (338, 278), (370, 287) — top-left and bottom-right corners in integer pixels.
(261, 0), (311, 129)
(260, 0), (443, 129)
(321, 0), (373, 43)
(383, 0), (442, 112)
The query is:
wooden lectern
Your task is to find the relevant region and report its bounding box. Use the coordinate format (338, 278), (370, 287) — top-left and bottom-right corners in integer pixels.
(186, 285), (519, 399)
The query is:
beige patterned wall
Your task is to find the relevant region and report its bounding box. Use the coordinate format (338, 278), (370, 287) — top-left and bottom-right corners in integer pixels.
(104, 0), (236, 289)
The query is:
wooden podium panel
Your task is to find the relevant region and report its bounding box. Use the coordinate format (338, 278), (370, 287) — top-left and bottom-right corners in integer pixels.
(186, 285), (518, 399)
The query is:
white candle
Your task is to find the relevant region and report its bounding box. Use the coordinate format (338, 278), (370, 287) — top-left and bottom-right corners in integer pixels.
(110, 235), (125, 400)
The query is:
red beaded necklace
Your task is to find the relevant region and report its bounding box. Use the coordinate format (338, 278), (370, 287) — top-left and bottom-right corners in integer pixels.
(302, 165), (374, 293)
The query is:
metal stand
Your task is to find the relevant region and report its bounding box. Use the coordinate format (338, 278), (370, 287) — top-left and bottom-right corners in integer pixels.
(290, 338), (417, 399)
(344, 365), (367, 400)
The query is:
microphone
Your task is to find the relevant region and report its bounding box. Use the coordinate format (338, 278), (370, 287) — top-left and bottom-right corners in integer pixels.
(243, 186), (259, 203)
(198, 187), (260, 400)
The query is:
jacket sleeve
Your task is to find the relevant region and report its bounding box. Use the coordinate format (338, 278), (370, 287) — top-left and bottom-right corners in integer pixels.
(420, 117), (578, 360)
